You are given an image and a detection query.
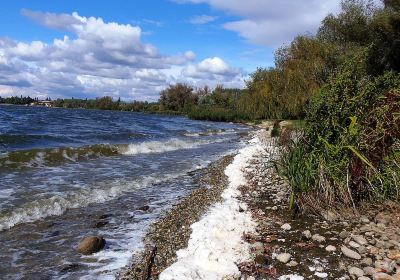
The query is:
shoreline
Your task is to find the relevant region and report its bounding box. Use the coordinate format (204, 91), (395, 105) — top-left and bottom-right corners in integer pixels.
(120, 154), (235, 279)
(120, 127), (400, 280)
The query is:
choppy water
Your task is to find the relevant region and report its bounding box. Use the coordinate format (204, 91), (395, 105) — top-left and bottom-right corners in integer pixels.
(0, 105), (250, 279)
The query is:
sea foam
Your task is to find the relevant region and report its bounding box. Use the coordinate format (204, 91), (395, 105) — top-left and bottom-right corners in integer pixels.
(159, 133), (265, 280)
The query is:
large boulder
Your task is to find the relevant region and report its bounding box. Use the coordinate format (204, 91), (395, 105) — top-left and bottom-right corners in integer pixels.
(77, 236), (106, 255)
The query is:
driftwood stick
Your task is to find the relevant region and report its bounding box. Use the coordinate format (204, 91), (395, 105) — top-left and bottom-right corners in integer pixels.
(142, 246), (157, 280)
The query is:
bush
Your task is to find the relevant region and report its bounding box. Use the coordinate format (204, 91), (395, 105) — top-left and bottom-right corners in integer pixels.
(188, 107), (250, 122)
(279, 53), (400, 210)
(271, 121), (281, 137)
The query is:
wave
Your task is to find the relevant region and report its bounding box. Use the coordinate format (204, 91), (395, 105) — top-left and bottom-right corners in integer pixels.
(0, 174), (178, 231)
(0, 144), (120, 169)
(0, 138), (226, 169)
(182, 129), (236, 137)
(121, 138), (204, 155)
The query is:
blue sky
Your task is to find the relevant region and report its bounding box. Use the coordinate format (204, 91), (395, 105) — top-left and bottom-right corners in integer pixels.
(0, 0), (343, 100)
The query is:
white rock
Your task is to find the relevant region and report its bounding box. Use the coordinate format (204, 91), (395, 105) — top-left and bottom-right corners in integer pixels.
(302, 230), (312, 240)
(312, 234), (326, 243)
(277, 253), (292, 263)
(281, 223), (291, 230)
(325, 245), (337, 252)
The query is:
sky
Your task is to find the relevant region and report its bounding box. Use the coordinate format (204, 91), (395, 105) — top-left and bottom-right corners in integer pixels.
(0, 0), (344, 101)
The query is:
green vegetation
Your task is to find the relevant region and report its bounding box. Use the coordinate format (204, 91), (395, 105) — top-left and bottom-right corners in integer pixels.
(0, 95), (36, 105)
(277, 0), (400, 212)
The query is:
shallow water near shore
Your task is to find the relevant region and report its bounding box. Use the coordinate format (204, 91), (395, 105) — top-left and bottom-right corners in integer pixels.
(0, 105), (251, 279)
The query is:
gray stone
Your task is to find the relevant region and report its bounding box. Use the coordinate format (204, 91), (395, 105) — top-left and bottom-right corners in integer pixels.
(341, 245), (362, 260)
(372, 272), (394, 280)
(340, 230), (350, 239)
(354, 235), (369, 245)
(361, 258), (373, 266)
(312, 234), (326, 243)
(363, 267), (376, 276)
(349, 267), (364, 277)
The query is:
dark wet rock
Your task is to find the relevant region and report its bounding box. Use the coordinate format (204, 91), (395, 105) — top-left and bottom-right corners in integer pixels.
(138, 205), (150, 211)
(93, 220), (108, 228)
(37, 221), (55, 230)
(60, 263), (82, 273)
(49, 230), (60, 237)
(77, 236), (106, 255)
(255, 254), (267, 265)
(98, 214), (112, 219)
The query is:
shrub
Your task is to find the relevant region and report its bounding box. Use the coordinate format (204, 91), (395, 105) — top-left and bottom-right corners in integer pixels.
(271, 121), (281, 137)
(279, 53), (400, 210)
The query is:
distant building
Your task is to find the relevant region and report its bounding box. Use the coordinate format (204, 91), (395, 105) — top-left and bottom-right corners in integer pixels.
(36, 100), (53, 107)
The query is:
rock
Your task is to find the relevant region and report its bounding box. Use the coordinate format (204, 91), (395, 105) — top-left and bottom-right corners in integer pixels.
(354, 235), (368, 245)
(138, 205), (150, 211)
(359, 277), (371, 280)
(341, 245), (362, 260)
(361, 258), (374, 266)
(276, 253), (292, 263)
(302, 230), (312, 240)
(255, 254), (267, 265)
(340, 230), (350, 239)
(349, 267), (364, 277)
(286, 260), (298, 267)
(271, 206), (278, 211)
(372, 272), (394, 280)
(364, 267), (376, 276)
(281, 223), (291, 230)
(375, 213), (391, 225)
(312, 234), (326, 243)
(350, 240), (361, 248)
(251, 242), (264, 254)
(77, 236), (106, 255)
(374, 260), (394, 273)
(315, 272), (328, 278)
(323, 210), (338, 221)
(93, 220), (108, 228)
(358, 246), (368, 254)
(59, 263), (82, 273)
(325, 245), (337, 252)
(98, 214), (112, 219)
(37, 221), (55, 230)
(387, 250), (400, 260)
(361, 216), (371, 224)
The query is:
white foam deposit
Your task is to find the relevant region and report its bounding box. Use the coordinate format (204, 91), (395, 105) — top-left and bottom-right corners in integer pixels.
(159, 134), (265, 280)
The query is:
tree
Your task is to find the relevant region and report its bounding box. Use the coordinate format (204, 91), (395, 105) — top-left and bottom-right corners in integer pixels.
(159, 83), (196, 112)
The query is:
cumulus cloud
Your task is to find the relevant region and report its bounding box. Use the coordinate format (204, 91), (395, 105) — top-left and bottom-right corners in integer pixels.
(180, 57), (244, 88)
(176, 0), (342, 47)
(189, 15), (218, 24)
(0, 10), (241, 100)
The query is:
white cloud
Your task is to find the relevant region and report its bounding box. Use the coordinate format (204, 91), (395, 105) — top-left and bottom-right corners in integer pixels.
(180, 57), (245, 88)
(189, 15), (218, 24)
(176, 0), (343, 47)
(0, 10), (241, 100)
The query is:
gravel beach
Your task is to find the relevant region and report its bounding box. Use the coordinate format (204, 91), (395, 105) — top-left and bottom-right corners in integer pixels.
(120, 128), (400, 280)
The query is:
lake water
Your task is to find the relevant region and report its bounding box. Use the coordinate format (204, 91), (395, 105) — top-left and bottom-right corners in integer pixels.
(0, 105), (250, 279)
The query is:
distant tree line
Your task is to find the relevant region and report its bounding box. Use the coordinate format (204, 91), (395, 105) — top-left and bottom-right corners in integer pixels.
(0, 95), (37, 105)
